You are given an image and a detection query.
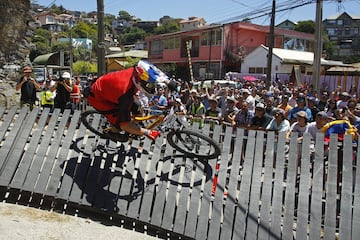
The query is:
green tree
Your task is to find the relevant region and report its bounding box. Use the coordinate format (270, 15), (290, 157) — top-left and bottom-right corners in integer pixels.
(118, 10), (133, 21)
(154, 21), (179, 34)
(72, 60), (97, 74)
(294, 20), (315, 34)
(122, 27), (146, 45)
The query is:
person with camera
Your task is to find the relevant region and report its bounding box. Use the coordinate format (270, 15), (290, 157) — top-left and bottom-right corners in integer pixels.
(51, 72), (73, 113)
(15, 66), (41, 110)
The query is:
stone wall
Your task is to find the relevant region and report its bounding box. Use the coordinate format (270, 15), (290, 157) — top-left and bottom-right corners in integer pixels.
(0, 0), (32, 67)
(0, 0), (32, 107)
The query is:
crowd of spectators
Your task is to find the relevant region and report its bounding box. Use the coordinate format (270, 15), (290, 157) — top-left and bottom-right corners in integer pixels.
(140, 78), (359, 143)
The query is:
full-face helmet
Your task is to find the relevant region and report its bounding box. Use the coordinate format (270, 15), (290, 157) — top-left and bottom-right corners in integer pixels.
(135, 60), (169, 95)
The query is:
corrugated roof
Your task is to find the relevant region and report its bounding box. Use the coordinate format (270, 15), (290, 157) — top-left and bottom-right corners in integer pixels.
(261, 45), (348, 66)
(105, 50), (147, 59)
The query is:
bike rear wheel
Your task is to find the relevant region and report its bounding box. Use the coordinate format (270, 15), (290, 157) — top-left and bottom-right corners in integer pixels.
(167, 129), (221, 159)
(81, 110), (111, 138)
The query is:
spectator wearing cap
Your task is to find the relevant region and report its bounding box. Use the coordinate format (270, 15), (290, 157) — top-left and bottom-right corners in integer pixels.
(306, 96), (320, 122)
(248, 102), (272, 130)
(305, 111), (329, 140)
(317, 91), (329, 111)
(287, 93), (312, 124)
(337, 91), (351, 109)
(242, 88), (255, 114)
(286, 110), (308, 141)
(266, 108), (291, 132)
(15, 66), (41, 110)
(223, 96), (239, 125)
(51, 71), (73, 113)
(205, 97), (222, 123)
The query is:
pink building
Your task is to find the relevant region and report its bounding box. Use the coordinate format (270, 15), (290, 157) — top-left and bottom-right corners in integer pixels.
(146, 21), (314, 81)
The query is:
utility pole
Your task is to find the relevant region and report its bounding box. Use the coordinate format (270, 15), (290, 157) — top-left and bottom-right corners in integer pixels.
(313, 0), (323, 96)
(266, 0), (275, 90)
(97, 0), (106, 76)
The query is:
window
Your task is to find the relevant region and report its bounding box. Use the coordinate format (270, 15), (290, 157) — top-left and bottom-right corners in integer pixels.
(337, 19), (343, 26)
(327, 20), (336, 25)
(344, 28), (351, 36)
(150, 40), (163, 55)
(200, 29), (222, 46)
(327, 28), (336, 36)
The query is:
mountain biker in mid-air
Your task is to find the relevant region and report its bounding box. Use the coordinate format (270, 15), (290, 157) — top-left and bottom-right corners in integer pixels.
(87, 60), (177, 141)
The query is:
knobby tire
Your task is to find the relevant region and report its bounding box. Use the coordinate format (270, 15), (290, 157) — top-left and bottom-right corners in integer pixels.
(167, 129), (221, 159)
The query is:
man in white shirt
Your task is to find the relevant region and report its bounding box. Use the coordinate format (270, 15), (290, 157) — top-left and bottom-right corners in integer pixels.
(305, 111), (329, 140)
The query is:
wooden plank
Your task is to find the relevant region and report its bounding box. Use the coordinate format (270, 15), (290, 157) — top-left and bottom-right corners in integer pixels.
(282, 133), (299, 240)
(91, 139), (122, 210)
(0, 107), (17, 145)
(79, 137), (112, 207)
(34, 110), (71, 195)
(118, 138), (151, 219)
(183, 160), (204, 237)
(207, 126), (232, 240)
(257, 131), (276, 240)
(232, 130), (256, 239)
(138, 135), (164, 222)
(246, 131), (265, 240)
(323, 134), (338, 239)
(56, 114), (88, 200)
(9, 108), (50, 189)
(116, 139), (142, 215)
(0, 108), (39, 186)
(352, 140), (360, 239)
(269, 131), (287, 240)
(67, 113), (101, 204)
(21, 109), (61, 192)
(195, 127), (220, 240)
(160, 155), (181, 230)
(45, 110), (81, 196)
(309, 132), (325, 239)
(172, 156), (193, 235)
(220, 128), (245, 240)
(338, 135), (353, 240)
(295, 133), (312, 240)
(0, 107), (28, 170)
(149, 137), (170, 226)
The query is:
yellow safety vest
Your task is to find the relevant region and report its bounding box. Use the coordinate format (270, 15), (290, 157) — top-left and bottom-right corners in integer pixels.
(40, 90), (54, 106)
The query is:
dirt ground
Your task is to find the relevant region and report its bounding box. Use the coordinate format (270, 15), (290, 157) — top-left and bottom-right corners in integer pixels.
(0, 202), (159, 240)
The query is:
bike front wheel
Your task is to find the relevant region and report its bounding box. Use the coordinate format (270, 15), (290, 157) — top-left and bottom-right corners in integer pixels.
(167, 129), (221, 159)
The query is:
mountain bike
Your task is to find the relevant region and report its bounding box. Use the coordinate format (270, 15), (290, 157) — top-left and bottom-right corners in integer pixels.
(80, 107), (221, 159)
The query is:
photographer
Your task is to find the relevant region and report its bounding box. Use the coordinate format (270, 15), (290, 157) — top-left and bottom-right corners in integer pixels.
(51, 72), (73, 113)
(15, 66), (41, 110)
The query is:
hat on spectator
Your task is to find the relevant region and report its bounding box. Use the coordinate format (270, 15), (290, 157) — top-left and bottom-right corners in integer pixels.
(190, 89), (198, 94)
(275, 108), (286, 117)
(175, 98), (182, 104)
(255, 102), (265, 109)
(296, 93), (306, 102)
(241, 88), (250, 95)
(340, 91), (351, 98)
(61, 72), (71, 79)
(209, 97), (218, 104)
(316, 111), (328, 119)
(23, 66), (32, 73)
(307, 96), (316, 102)
(296, 110), (307, 118)
(227, 96), (236, 103)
